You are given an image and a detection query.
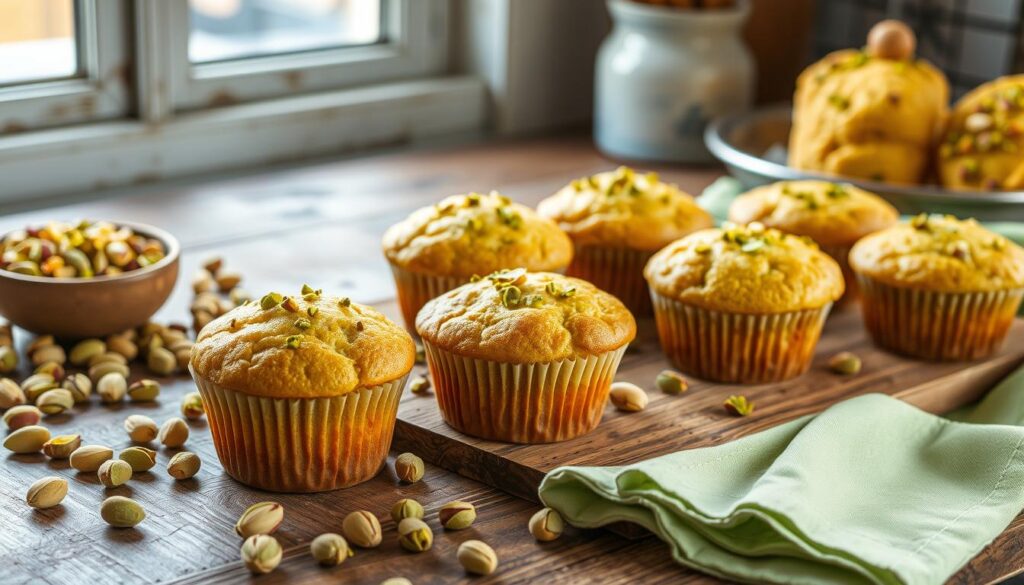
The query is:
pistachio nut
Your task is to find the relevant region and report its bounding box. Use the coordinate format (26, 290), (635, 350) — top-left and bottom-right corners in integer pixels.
(342, 510), (382, 548)
(124, 414), (158, 443)
(90, 361), (130, 384)
(457, 540), (498, 576)
(69, 338), (106, 366)
(241, 534), (282, 575)
(0, 346), (17, 374)
(26, 335), (55, 356)
(97, 373), (127, 403)
(30, 344), (66, 367)
(173, 347), (191, 371)
(828, 351), (862, 376)
(656, 370), (688, 395)
(397, 518), (433, 552)
(145, 346), (176, 376)
(118, 446), (157, 472)
(0, 377), (26, 409)
(89, 351), (127, 368)
(105, 335), (138, 361)
(528, 507), (564, 541)
(203, 256), (224, 275)
(390, 498), (424, 523)
(100, 495), (146, 528)
(4, 425), (50, 453)
(166, 451), (201, 480)
(26, 476), (68, 509)
(181, 392), (205, 420)
(609, 382), (648, 412)
(235, 501), (284, 538)
(4, 405), (42, 430)
(36, 388), (74, 415)
(139, 321), (164, 338)
(216, 272), (242, 292)
(62, 373), (93, 403)
(409, 376), (430, 394)
(69, 444), (114, 472)
(438, 501), (476, 530)
(192, 269), (215, 294)
(394, 452), (424, 483)
(98, 459), (133, 487)
(42, 434), (82, 459)
(34, 361), (65, 381)
(380, 579), (413, 585)
(229, 287), (252, 306)
(310, 533), (353, 566)
(128, 379), (160, 402)
(21, 373), (58, 402)
(158, 417), (189, 448)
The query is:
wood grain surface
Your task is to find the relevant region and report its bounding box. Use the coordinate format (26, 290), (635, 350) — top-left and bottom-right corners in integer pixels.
(0, 136), (1021, 585)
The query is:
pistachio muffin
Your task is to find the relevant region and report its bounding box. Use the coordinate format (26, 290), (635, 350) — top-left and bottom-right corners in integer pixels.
(537, 166), (712, 315)
(789, 21), (948, 184)
(938, 76), (1024, 191)
(728, 180), (898, 302)
(850, 215), (1024, 360)
(383, 192), (574, 330)
(645, 223), (844, 383)
(416, 269), (635, 443)
(190, 286), (415, 492)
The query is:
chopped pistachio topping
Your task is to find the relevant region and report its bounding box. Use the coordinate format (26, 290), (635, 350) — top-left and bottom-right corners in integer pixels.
(828, 94), (850, 111)
(487, 267), (526, 285)
(260, 292), (283, 310)
(521, 294), (544, 308)
(307, 306), (319, 317)
(284, 335), (301, 349)
(495, 206), (522, 229)
(466, 193), (481, 207)
(355, 321), (364, 332)
(300, 284), (321, 297)
(294, 318), (312, 330)
(281, 297), (300, 312)
(694, 243), (711, 254)
(723, 395), (755, 416)
(500, 286), (522, 308)
(544, 281), (576, 299)
(339, 297), (351, 308)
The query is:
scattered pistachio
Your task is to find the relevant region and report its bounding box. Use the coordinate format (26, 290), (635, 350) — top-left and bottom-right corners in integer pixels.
(311, 533), (353, 566)
(414, 345), (425, 364)
(89, 350), (128, 368)
(394, 452), (424, 483)
(380, 579), (412, 585)
(21, 373), (57, 402)
(202, 256), (223, 275)
(69, 339), (106, 366)
(439, 501), (476, 530)
(655, 370), (688, 395)
(4, 405), (42, 430)
(343, 510), (382, 548)
(100, 495), (146, 528)
(119, 446), (157, 472)
(4, 425), (50, 453)
(157, 417), (189, 448)
(0, 377), (26, 409)
(36, 389), (74, 415)
(457, 540), (498, 576)
(62, 373), (92, 403)
(828, 351), (862, 375)
(724, 395), (755, 416)
(26, 476), (68, 509)
(236, 502), (284, 538)
(69, 444), (113, 472)
(528, 507), (564, 541)
(216, 272), (242, 293)
(105, 336), (138, 362)
(409, 376), (430, 394)
(230, 287), (253, 306)
(127, 379), (160, 402)
(241, 535), (282, 575)
(42, 434), (81, 459)
(30, 344), (66, 367)
(167, 451), (201, 480)
(146, 346), (177, 376)
(181, 392), (205, 420)
(89, 361), (130, 384)
(124, 415), (159, 443)
(192, 269), (215, 294)
(397, 518), (433, 552)
(34, 361), (65, 381)
(390, 498), (425, 523)
(98, 459), (133, 487)
(0, 346), (17, 374)
(609, 382), (648, 412)
(97, 373), (128, 403)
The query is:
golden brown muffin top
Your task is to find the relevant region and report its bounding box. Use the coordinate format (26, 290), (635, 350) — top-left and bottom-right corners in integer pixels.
(850, 214), (1024, 292)
(644, 224), (845, 313)
(938, 76), (1024, 191)
(536, 167), (713, 251)
(728, 180), (899, 247)
(415, 269), (636, 363)
(191, 286), (415, 399)
(382, 192), (574, 277)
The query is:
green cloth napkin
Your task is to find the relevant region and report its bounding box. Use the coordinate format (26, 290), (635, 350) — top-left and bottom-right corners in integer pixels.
(539, 366), (1024, 585)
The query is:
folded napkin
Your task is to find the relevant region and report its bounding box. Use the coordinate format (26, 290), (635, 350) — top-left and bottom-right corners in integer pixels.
(539, 366), (1024, 585)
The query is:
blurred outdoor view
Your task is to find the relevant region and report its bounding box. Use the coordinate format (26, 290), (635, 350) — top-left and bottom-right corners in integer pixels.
(0, 0), (76, 85)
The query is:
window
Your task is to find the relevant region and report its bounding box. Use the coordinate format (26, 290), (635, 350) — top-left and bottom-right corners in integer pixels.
(0, 0), (77, 85)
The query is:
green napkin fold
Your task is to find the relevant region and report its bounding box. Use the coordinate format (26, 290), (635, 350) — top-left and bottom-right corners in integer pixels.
(539, 366), (1024, 585)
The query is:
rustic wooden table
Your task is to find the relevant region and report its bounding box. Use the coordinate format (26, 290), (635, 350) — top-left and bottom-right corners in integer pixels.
(0, 136), (1021, 585)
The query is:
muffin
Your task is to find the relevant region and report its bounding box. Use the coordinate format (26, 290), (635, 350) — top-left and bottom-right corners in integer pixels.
(789, 21), (948, 184)
(383, 192), (574, 330)
(189, 286), (415, 492)
(645, 224), (844, 383)
(416, 269), (635, 443)
(728, 180), (898, 302)
(537, 166), (713, 315)
(937, 75), (1024, 191)
(850, 215), (1024, 360)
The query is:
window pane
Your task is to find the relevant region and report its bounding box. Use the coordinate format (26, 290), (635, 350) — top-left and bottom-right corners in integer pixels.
(188, 0), (383, 64)
(0, 0), (77, 85)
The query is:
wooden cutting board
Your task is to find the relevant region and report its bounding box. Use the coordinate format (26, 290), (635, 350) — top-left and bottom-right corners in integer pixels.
(393, 307), (1024, 505)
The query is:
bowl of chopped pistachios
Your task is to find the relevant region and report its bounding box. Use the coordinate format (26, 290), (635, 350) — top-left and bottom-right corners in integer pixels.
(0, 220), (180, 338)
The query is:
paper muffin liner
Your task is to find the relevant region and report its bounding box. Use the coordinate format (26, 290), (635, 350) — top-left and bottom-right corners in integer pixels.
(192, 372), (408, 492)
(856, 274), (1024, 361)
(389, 265), (469, 333)
(566, 245), (655, 315)
(817, 242), (856, 305)
(650, 292), (832, 384)
(421, 342), (628, 444)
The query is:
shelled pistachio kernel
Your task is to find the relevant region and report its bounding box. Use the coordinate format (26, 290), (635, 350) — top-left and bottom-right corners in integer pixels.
(36, 389), (74, 415)
(118, 446), (157, 472)
(311, 533), (353, 567)
(439, 501), (476, 530)
(146, 346), (177, 376)
(457, 540), (498, 576)
(97, 373), (127, 403)
(655, 370), (688, 395)
(42, 434), (82, 459)
(69, 338), (106, 366)
(409, 376), (430, 394)
(106, 335), (138, 361)
(128, 379), (160, 402)
(101, 495), (146, 528)
(31, 344), (66, 367)
(241, 534), (282, 575)
(390, 498), (425, 523)
(723, 395), (755, 417)
(98, 459), (133, 488)
(260, 292), (284, 310)
(26, 476), (68, 509)
(181, 392), (205, 420)
(397, 518), (433, 553)
(69, 444), (114, 472)
(167, 451), (201, 480)
(62, 373), (92, 403)
(235, 502), (285, 538)
(828, 351), (862, 375)
(124, 415), (159, 443)
(394, 452), (424, 483)
(0, 377), (26, 409)
(528, 507), (564, 541)
(609, 382), (648, 412)
(342, 510), (382, 548)
(158, 417), (189, 448)
(4, 405), (42, 430)
(4, 425), (50, 453)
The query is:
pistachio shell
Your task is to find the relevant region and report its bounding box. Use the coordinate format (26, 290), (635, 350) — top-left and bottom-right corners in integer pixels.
(105, 336), (138, 361)
(42, 434), (82, 459)
(98, 459), (133, 487)
(0, 346), (17, 374)
(390, 498), (424, 523)
(240, 535), (281, 574)
(609, 382), (648, 412)
(21, 374), (57, 402)
(146, 347), (176, 376)
(34, 361), (65, 381)
(397, 517), (433, 552)
(31, 344), (66, 367)
(438, 501), (476, 530)
(4, 425), (50, 453)
(89, 351), (128, 368)
(97, 373), (127, 403)
(158, 417), (189, 448)
(528, 507), (564, 541)
(124, 415), (158, 443)
(100, 495), (146, 527)
(655, 370), (688, 395)
(342, 510), (382, 548)
(128, 379), (160, 402)
(26, 476), (68, 509)
(36, 389), (74, 415)
(166, 451), (201, 480)
(118, 446), (157, 472)
(235, 502), (284, 538)
(0, 377), (26, 409)
(310, 533), (352, 566)
(380, 579), (413, 585)
(62, 373), (92, 402)
(181, 392), (205, 420)
(89, 362), (130, 385)
(457, 540), (498, 575)
(3, 405), (42, 430)
(69, 444), (114, 472)
(394, 452), (424, 483)
(69, 339), (106, 366)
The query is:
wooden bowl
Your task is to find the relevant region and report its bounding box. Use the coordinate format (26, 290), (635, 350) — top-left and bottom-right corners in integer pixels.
(0, 221), (180, 339)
